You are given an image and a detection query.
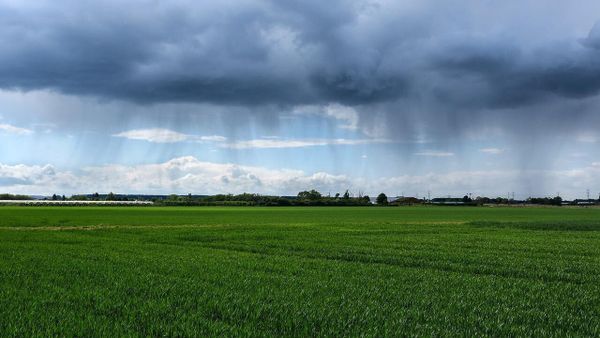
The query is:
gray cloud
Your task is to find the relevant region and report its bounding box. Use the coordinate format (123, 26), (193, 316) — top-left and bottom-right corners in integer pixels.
(1, 0), (599, 109)
(430, 38), (600, 109)
(0, 177), (31, 186)
(2, 0), (600, 183)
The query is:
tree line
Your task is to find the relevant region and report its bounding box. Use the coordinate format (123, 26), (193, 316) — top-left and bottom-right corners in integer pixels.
(0, 193), (32, 200)
(157, 190), (373, 206)
(3, 191), (599, 207)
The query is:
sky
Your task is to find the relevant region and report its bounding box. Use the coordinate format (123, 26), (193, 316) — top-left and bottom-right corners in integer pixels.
(1, 0), (600, 199)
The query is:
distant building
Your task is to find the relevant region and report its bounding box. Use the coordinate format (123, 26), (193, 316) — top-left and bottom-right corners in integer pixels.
(430, 198), (465, 205)
(573, 199), (598, 206)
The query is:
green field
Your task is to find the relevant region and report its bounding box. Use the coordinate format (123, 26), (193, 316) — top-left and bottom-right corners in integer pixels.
(2, 206), (600, 336)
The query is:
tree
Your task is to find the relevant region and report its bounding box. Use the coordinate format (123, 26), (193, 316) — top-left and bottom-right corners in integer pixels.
(106, 192), (116, 201)
(343, 190), (350, 199)
(552, 196), (562, 206)
(376, 193), (388, 205)
(0, 194), (31, 200)
(277, 198), (292, 206)
(297, 190), (322, 201)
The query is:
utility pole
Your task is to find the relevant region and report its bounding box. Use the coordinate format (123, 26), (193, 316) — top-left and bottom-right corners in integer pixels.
(587, 189), (590, 200)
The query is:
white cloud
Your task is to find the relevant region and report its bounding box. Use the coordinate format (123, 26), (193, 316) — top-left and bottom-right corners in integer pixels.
(0, 157), (351, 195)
(111, 126), (388, 149)
(414, 151), (455, 157)
(0, 123), (33, 135)
(479, 148), (504, 154)
(0, 163), (56, 182)
(2, 157), (600, 199)
(113, 128), (189, 143)
(222, 138), (390, 149)
(199, 135), (227, 142)
(323, 104), (359, 130)
(113, 128), (227, 144)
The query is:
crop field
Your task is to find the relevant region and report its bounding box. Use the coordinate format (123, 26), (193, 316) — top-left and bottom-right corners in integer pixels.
(1, 206), (600, 336)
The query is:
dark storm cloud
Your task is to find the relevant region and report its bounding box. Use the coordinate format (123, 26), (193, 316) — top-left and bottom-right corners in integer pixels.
(430, 37), (600, 109)
(0, 0), (376, 105)
(1, 0), (600, 145)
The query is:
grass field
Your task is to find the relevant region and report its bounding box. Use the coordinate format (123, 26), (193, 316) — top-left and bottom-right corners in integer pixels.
(1, 206), (600, 336)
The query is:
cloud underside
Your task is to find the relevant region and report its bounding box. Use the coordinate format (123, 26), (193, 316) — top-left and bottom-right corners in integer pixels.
(1, 157), (599, 199)
(1, 1), (600, 110)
